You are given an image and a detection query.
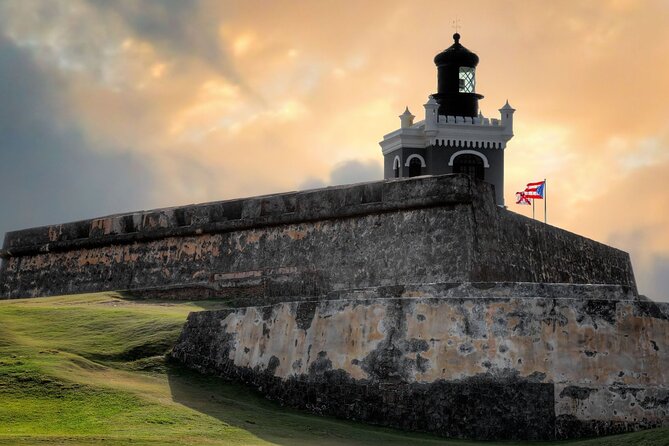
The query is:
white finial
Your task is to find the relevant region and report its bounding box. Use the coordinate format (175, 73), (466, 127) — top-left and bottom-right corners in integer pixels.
(399, 106), (415, 128)
(500, 100), (515, 111)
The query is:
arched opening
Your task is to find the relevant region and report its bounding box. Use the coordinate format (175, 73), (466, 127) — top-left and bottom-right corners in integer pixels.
(409, 158), (422, 177)
(394, 166), (400, 178)
(453, 154), (484, 181)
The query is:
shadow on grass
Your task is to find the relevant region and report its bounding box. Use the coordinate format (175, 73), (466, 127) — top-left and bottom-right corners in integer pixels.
(164, 362), (669, 446)
(86, 341), (175, 363)
(115, 291), (234, 310)
(164, 362), (471, 446)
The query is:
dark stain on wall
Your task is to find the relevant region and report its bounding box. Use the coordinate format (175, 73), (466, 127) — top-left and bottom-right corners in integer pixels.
(583, 300), (618, 326)
(172, 343), (557, 441)
(555, 415), (661, 440)
(295, 301), (318, 331)
(308, 351), (333, 376)
(560, 385), (597, 400)
(635, 301), (669, 320)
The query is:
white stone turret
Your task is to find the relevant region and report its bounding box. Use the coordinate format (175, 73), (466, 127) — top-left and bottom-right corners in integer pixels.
(499, 100), (515, 137)
(424, 96), (439, 132)
(399, 107), (415, 128)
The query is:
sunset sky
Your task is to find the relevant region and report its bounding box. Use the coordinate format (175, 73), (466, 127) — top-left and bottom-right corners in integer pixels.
(1, 0), (668, 300)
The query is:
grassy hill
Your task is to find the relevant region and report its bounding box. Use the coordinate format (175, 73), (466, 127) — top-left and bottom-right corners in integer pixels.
(0, 293), (667, 446)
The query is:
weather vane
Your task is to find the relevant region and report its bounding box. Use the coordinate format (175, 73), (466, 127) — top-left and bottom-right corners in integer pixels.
(452, 18), (461, 33)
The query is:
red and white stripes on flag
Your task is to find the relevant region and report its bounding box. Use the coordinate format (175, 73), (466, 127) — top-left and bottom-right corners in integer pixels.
(516, 179), (548, 224)
(515, 192), (531, 205)
(524, 181), (546, 199)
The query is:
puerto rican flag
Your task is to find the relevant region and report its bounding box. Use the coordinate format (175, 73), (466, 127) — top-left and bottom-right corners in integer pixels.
(524, 181), (545, 199)
(515, 191), (531, 205)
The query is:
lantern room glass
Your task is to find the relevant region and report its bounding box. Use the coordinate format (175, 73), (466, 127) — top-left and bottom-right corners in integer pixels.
(458, 67), (475, 93)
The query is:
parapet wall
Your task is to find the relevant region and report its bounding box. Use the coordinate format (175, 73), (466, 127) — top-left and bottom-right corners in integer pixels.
(0, 174), (637, 299)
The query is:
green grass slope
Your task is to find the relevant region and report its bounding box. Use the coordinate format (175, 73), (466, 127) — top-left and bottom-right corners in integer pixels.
(0, 293), (667, 446)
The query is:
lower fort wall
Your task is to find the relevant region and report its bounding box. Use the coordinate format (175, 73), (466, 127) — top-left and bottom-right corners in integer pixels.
(0, 175), (636, 299)
(171, 293), (669, 440)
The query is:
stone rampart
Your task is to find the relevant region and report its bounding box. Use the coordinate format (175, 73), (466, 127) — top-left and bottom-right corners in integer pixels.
(1, 173), (663, 441)
(0, 175), (636, 299)
(171, 293), (669, 440)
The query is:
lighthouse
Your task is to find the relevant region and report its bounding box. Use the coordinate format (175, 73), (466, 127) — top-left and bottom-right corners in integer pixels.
(380, 33), (514, 206)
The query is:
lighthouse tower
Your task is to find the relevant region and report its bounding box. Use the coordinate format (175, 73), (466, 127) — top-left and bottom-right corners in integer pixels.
(380, 33), (514, 206)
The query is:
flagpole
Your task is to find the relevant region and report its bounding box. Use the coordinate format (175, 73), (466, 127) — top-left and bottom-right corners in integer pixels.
(532, 199), (535, 220)
(544, 178), (547, 224)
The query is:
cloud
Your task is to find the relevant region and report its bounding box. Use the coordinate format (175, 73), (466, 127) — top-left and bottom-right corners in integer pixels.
(330, 159), (382, 185)
(554, 160), (669, 302)
(0, 33), (155, 237)
(298, 159), (382, 190)
(84, 0), (247, 87)
(648, 256), (669, 300)
(298, 177), (327, 190)
(0, 0), (245, 88)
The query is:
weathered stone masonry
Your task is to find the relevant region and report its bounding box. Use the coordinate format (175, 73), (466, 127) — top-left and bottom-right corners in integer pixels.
(172, 294), (669, 440)
(1, 174), (665, 441)
(0, 174), (635, 299)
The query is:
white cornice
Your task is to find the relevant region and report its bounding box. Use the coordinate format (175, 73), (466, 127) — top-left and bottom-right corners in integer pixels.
(380, 114), (514, 155)
(379, 127), (427, 153)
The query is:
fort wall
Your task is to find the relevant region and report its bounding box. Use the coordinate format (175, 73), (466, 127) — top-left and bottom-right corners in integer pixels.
(0, 175), (636, 299)
(171, 293), (669, 440)
(1, 174), (664, 440)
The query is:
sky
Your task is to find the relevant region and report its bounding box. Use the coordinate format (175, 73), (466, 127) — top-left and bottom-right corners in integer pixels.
(0, 0), (668, 301)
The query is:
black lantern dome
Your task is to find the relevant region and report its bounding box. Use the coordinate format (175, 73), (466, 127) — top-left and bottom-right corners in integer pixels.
(433, 33), (479, 67)
(432, 33), (483, 118)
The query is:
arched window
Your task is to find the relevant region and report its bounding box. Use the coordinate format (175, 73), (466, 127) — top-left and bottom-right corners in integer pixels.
(404, 154), (426, 178)
(409, 157), (422, 177)
(393, 156), (401, 178)
(453, 154), (484, 181)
